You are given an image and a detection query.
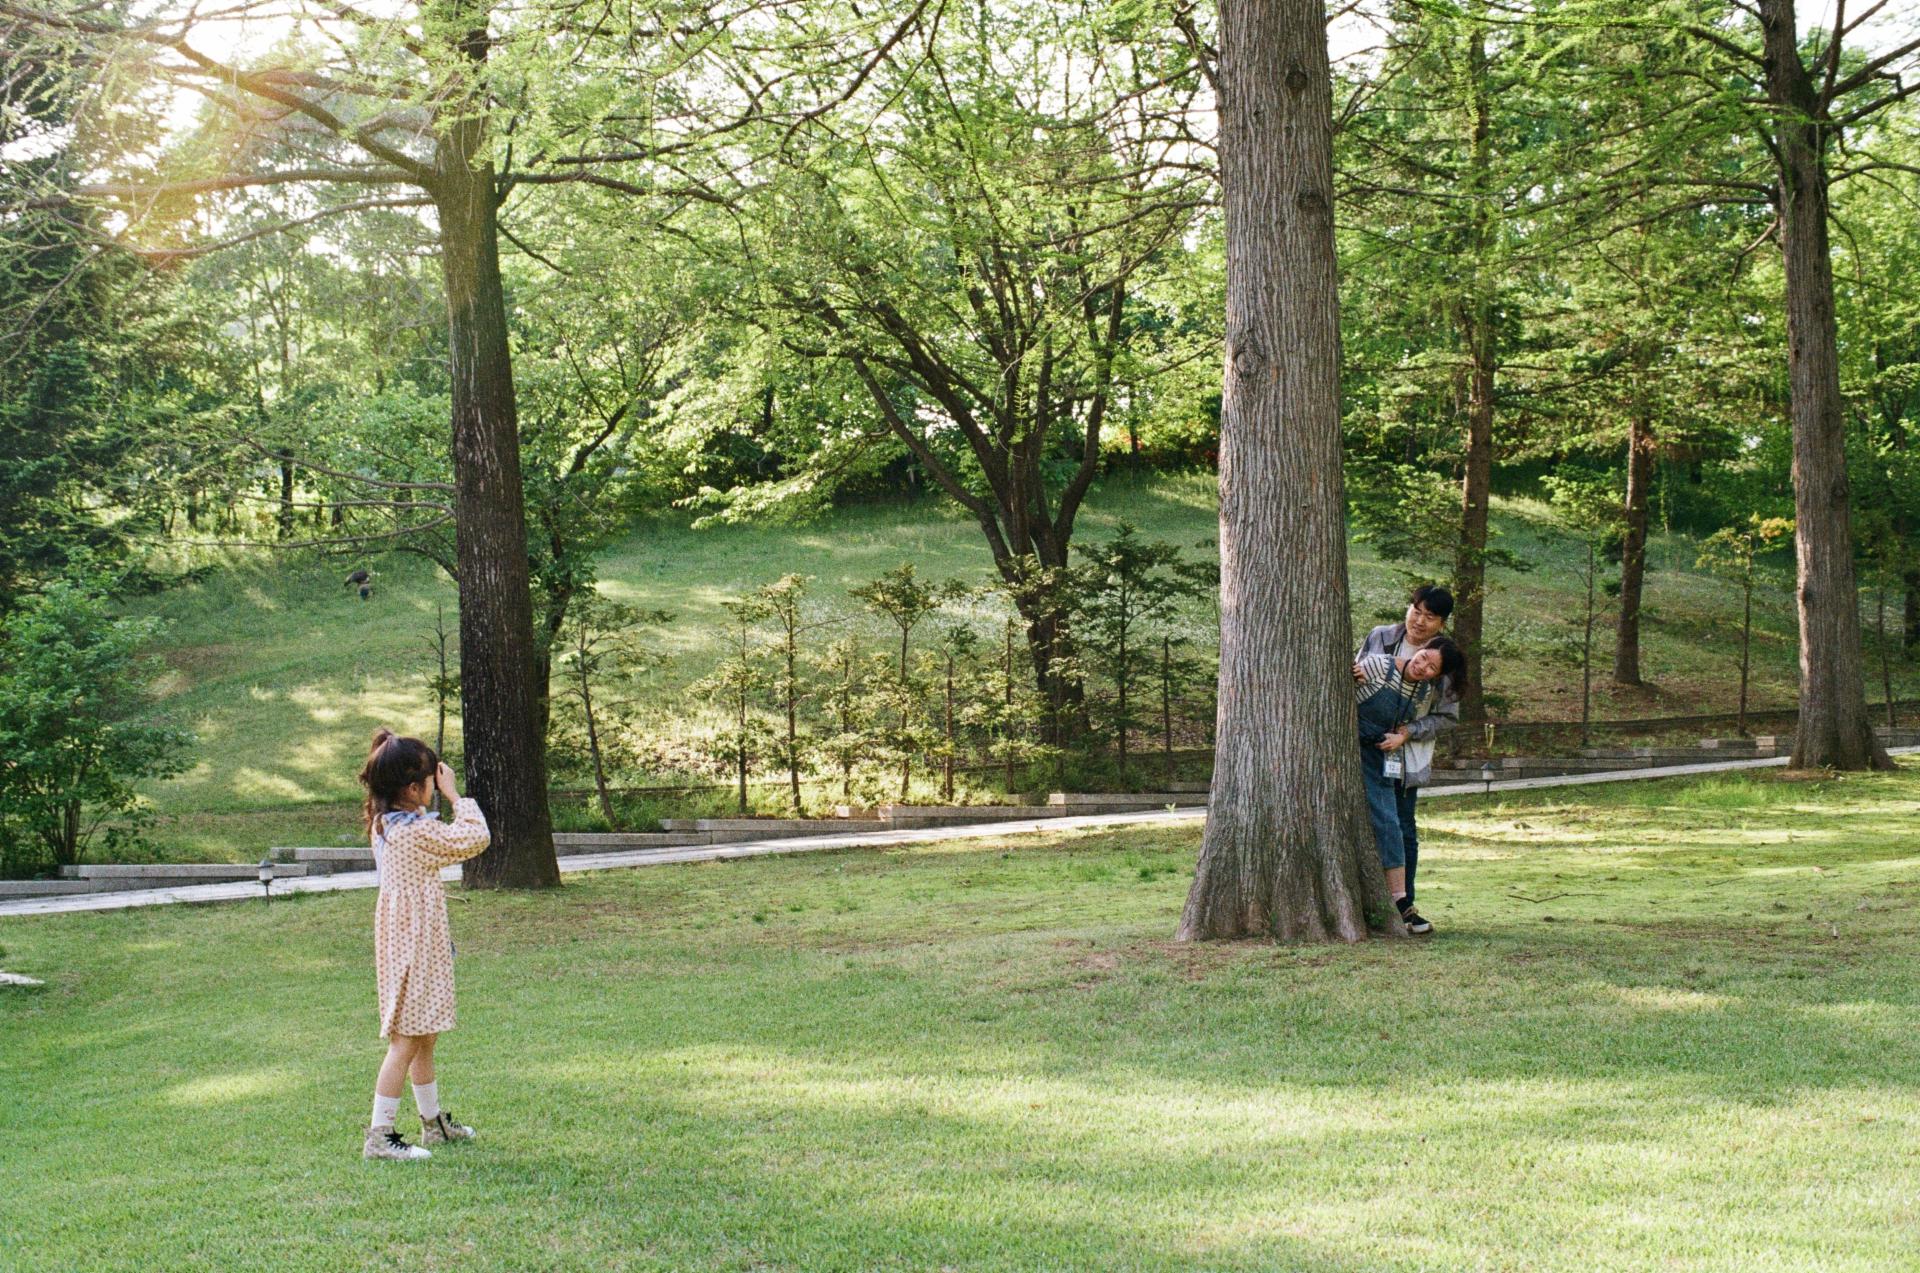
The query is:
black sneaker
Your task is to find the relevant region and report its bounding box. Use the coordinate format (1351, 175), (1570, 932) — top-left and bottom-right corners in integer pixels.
(1399, 906), (1434, 936)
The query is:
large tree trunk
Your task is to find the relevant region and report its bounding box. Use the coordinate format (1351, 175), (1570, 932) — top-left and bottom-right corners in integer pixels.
(435, 21), (561, 888)
(1178, 0), (1391, 944)
(1449, 18), (1496, 723)
(1759, 1), (1891, 772)
(1613, 406), (1653, 684)
(1452, 339), (1494, 722)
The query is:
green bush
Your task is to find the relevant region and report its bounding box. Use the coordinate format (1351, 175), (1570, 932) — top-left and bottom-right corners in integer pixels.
(0, 565), (191, 876)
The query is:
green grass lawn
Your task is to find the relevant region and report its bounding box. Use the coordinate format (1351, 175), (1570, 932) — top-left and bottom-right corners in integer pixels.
(5, 765), (1918, 1271)
(124, 471), (1918, 860)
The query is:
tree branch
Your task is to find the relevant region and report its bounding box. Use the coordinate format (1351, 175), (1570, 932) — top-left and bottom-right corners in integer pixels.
(236, 435), (455, 492)
(1, 168), (417, 214)
(131, 196), (433, 260)
(1828, 35), (1920, 100)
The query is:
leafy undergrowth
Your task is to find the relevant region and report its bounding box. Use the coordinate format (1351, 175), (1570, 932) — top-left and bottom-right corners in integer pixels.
(3, 763), (1917, 1271)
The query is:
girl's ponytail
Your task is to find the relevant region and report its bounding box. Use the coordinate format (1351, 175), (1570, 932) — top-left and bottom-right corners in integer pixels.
(358, 727), (438, 836)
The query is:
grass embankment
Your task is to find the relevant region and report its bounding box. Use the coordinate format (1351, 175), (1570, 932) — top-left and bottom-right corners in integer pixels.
(126, 471), (1917, 859)
(4, 765), (1918, 1270)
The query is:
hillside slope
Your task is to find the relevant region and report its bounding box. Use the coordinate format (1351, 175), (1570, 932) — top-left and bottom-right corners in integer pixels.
(129, 473), (1909, 833)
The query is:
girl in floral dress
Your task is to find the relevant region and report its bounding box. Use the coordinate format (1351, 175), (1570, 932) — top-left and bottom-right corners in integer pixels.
(355, 729), (491, 1161)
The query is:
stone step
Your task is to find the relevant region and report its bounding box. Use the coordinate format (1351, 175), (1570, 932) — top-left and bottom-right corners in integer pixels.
(883, 804), (1063, 819)
(0, 879), (115, 897)
(276, 847), (374, 874)
(554, 832), (703, 850)
(1437, 765), (1606, 782)
(59, 863), (311, 880)
(1036, 806), (1198, 817)
(1575, 747), (1777, 763)
(5, 870), (302, 896)
(1048, 792), (1207, 807)
(1446, 756), (1676, 774)
(881, 807), (1067, 828)
(279, 831), (774, 874)
(657, 818), (880, 837)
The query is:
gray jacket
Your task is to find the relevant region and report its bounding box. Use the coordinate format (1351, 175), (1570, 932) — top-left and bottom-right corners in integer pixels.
(1356, 623), (1460, 788)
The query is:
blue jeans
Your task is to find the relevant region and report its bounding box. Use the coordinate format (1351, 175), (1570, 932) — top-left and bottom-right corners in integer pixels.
(1396, 782), (1420, 902)
(1359, 746), (1406, 870)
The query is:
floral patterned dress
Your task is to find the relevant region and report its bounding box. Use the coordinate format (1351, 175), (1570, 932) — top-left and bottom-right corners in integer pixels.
(371, 799), (490, 1039)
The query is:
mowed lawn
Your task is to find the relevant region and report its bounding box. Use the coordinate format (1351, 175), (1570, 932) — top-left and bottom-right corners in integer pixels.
(4, 765), (1919, 1272)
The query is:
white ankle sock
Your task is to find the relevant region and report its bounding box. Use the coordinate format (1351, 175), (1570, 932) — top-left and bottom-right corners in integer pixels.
(413, 1081), (440, 1120)
(373, 1094), (401, 1129)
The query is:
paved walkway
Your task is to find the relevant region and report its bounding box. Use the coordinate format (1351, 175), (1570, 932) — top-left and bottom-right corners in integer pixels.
(3, 745), (1913, 921)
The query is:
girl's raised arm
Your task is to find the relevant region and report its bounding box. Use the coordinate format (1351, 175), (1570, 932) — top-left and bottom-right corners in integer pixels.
(408, 796), (491, 865)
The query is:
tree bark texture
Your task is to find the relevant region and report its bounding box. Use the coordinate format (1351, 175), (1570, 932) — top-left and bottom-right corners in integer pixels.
(1452, 343), (1494, 722)
(435, 25), (561, 887)
(1613, 409), (1653, 685)
(1178, 0), (1392, 944)
(1449, 20), (1496, 724)
(1759, 0), (1891, 771)
(277, 450), (296, 540)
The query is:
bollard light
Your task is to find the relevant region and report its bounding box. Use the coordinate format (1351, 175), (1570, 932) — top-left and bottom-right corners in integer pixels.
(1481, 763), (1494, 798)
(259, 857), (275, 903)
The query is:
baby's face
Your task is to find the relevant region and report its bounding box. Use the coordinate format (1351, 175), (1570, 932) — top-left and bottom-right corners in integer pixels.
(1404, 648), (1444, 682)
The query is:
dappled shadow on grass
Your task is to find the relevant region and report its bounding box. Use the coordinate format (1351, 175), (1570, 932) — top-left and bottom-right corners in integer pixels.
(440, 780), (1920, 1116)
(432, 1118), (1398, 1272)
(486, 921), (1920, 1107)
(8, 769), (1920, 1269)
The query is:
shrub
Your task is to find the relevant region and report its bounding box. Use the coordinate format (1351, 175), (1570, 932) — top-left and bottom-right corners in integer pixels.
(0, 566), (191, 875)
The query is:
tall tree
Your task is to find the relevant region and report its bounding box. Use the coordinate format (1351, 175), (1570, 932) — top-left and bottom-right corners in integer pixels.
(1830, 117), (1920, 650)
(2, 0), (560, 881)
(718, 0), (1210, 713)
(1337, 0), (1524, 721)
(1755, 0), (1897, 769)
(1532, 192), (1768, 689)
(1178, 0), (1393, 943)
(2, 0), (928, 881)
(1662, 1), (1918, 768)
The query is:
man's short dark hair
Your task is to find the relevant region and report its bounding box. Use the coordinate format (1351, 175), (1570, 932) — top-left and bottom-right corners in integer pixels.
(1411, 583), (1455, 621)
(1428, 636), (1466, 684)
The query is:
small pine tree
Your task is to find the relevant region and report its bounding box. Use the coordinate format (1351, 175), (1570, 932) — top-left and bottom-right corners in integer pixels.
(813, 635), (871, 804)
(696, 595), (773, 815)
(1075, 524), (1210, 784)
(421, 602), (460, 759)
(757, 574), (814, 815)
(923, 624), (985, 803)
(972, 616), (1054, 797)
(551, 595), (671, 828)
(1697, 515), (1794, 735)
(1544, 476), (1627, 745)
(850, 565), (958, 800)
